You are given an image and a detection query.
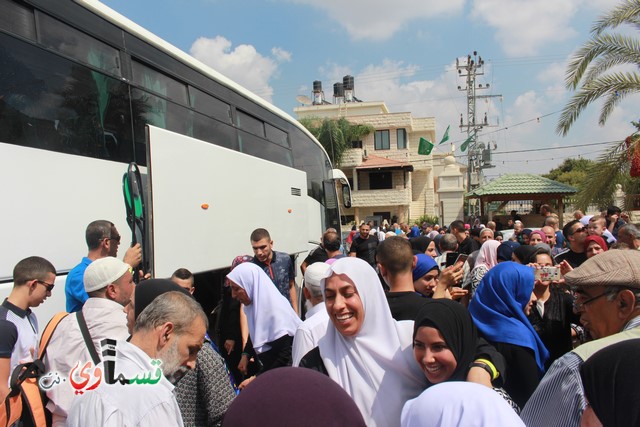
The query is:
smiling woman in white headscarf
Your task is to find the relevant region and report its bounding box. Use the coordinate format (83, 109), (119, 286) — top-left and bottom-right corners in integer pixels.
(226, 262), (301, 374)
(299, 257), (426, 427)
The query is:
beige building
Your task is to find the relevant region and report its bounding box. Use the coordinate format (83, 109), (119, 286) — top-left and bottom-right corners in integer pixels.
(295, 100), (466, 228)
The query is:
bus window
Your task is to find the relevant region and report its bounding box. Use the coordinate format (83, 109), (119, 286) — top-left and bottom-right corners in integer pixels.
(236, 110), (265, 137)
(238, 130), (292, 167)
(191, 111), (237, 151)
(38, 12), (121, 77)
(291, 130), (328, 203)
(131, 60), (188, 106)
(0, 32), (133, 162)
(0, 0), (36, 41)
(189, 86), (231, 124)
(265, 123), (290, 149)
(131, 88), (193, 164)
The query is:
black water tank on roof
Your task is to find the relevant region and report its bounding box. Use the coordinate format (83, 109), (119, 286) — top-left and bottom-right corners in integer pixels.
(334, 83), (344, 97)
(343, 75), (354, 90)
(313, 80), (322, 92)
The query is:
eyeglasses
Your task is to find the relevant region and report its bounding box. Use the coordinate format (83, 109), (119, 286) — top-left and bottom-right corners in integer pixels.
(573, 289), (616, 312)
(35, 280), (55, 292)
(573, 226), (587, 234)
(103, 235), (121, 243)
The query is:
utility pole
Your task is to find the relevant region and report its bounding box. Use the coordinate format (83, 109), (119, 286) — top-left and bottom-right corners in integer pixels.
(456, 51), (501, 217)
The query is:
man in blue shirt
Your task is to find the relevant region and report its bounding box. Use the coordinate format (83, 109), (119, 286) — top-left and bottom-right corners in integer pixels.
(65, 220), (141, 312)
(250, 228), (298, 316)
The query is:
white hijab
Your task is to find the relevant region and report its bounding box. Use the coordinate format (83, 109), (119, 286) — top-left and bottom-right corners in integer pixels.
(226, 262), (301, 354)
(401, 382), (525, 427)
(318, 257), (427, 427)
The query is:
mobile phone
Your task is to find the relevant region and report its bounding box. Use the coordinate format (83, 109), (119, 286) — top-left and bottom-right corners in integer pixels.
(534, 266), (561, 281)
(445, 252), (459, 267)
(454, 253), (469, 265)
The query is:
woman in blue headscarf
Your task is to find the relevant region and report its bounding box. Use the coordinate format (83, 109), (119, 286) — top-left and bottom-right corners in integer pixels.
(413, 254), (467, 300)
(468, 262), (549, 409)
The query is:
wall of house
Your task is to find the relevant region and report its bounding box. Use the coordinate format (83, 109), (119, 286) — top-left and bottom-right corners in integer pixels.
(295, 101), (460, 229)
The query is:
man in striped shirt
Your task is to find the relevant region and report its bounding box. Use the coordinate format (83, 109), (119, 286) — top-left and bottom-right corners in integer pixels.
(521, 250), (640, 426)
(0, 256), (56, 402)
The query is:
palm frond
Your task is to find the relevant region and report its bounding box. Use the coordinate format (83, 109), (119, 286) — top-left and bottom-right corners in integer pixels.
(599, 85), (637, 126)
(565, 33), (640, 89)
(592, 0), (640, 35)
(557, 72), (640, 135)
(574, 140), (629, 209)
(582, 36), (640, 84)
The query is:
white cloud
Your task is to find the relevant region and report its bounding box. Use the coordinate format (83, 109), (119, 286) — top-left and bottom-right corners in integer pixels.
(271, 47), (292, 62)
(190, 36), (286, 101)
(286, 0), (464, 41)
(537, 60), (570, 103)
(470, 0), (580, 56)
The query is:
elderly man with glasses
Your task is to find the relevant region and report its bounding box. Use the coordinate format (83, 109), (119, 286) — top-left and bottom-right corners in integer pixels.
(65, 220), (141, 313)
(554, 220), (588, 269)
(521, 250), (640, 427)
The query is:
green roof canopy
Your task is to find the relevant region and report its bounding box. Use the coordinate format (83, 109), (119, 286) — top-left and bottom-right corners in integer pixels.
(468, 174), (577, 200)
(467, 174), (577, 225)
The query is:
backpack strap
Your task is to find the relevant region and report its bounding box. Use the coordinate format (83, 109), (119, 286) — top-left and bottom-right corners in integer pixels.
(37, 312), (69, 359)
(75, 311), (100, 365)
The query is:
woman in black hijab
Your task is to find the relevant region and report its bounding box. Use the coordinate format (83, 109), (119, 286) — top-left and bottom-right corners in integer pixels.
(411, 299), (518, 412)
(579, 339), (640, 427)
(412, 299), (477, 383)
(409, 236), (436, 257)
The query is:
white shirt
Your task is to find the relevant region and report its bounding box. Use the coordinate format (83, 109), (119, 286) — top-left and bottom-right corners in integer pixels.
(67, 340), (183, 427)
(304, 301), (324, 320)
(45, 298), (130, 426)
(291, 307), (329, 366)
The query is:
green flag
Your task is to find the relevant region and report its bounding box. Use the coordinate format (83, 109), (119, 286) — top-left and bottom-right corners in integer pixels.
(438, 125), (450, 145)
(460, 135), (472, 152)
(460, 130), (476, 152)
(418, 137), (434, 155)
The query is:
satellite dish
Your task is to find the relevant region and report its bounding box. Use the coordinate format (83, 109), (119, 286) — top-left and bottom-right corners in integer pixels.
(296, 95), (312, 106)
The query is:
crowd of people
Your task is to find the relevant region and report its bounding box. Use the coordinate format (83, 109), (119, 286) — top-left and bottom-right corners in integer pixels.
(1, 207), (640, 426)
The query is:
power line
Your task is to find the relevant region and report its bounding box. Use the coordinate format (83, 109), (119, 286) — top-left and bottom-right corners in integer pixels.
(447, 139), (619, 159)
(493, 148), (607, 163)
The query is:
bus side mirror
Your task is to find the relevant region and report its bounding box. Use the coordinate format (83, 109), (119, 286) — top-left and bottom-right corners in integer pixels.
(342, 184), (352, 209)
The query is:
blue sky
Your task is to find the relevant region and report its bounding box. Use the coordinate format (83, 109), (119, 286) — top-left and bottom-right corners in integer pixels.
(101, 0), (638, 178)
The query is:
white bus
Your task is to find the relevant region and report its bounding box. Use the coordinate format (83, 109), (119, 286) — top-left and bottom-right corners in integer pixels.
(0, 0), (351, 323)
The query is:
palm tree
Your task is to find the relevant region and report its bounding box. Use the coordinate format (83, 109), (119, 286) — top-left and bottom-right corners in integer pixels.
(557, 0), (640, 209)
(299, 117), (373, 167)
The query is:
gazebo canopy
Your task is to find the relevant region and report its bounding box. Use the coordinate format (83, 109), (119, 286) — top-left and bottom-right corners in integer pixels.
(467, 174), (578, 222)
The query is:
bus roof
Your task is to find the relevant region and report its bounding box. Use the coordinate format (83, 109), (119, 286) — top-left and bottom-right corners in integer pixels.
(76, 0), (331, 161)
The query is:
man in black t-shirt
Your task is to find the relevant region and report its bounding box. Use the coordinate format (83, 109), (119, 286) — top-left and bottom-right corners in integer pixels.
(450, 220), (478, 255)
(377, 237), (426, 321)
(554, 220), (588, 268)
(349, 223), (378, 267)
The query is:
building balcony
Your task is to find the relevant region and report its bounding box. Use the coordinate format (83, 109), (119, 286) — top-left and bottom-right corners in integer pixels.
(341, 149), (363, 168)
(352, 188), (411, 207)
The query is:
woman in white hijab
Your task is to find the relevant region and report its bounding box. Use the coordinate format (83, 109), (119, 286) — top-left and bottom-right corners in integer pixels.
(226, 262), (301, 375)
(465, 239), (501, 297)
(401, 382), (525, 427)
(299, 257), (426, 427)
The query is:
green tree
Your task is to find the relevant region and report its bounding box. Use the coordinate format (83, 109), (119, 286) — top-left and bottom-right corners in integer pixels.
(299, 117), (373, 167)
(557, 0), (640, 209)
(542, 158), (595, 188)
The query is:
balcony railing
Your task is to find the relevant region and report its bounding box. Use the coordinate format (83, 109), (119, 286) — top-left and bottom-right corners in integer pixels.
(340, 149), (363, 167)
(352, 188), (411, 207)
